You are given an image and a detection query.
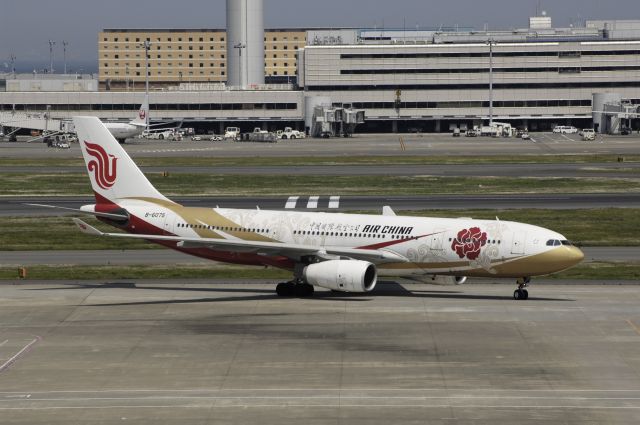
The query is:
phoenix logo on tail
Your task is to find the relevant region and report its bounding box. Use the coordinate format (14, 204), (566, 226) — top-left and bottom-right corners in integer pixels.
(84, 141), (118, 190)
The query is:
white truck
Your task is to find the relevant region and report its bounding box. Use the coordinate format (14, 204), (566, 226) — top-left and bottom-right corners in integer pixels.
(224, 127), (241, 140)
(143, 130), (182, 141)
(278, 127), (305, 140)
(581, 129), (596, 141)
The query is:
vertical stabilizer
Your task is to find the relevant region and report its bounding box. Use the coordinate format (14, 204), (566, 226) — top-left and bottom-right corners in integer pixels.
(130, 94), (149, 127)
(74, 116), (172, 204)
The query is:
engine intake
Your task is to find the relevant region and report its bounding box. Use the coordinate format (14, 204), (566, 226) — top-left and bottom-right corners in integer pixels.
(304, 260), (377, 293)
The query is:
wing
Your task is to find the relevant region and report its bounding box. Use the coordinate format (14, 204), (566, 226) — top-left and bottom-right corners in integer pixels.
(72, 218), (408, 263)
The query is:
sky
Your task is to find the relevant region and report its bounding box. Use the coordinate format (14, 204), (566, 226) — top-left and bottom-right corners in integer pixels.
(1, 0), (639, 73)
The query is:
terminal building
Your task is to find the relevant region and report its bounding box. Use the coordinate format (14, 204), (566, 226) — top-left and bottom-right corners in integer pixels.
(1, 14), (640, 134)
(98, 28), (306, 88)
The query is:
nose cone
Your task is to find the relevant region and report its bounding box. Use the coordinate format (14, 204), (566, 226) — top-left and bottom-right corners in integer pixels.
(555, 245), (585, 270)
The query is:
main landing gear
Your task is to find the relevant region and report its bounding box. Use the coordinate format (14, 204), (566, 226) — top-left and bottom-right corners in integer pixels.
(276, 280), (315, 297)
(513, 277), (531, 300)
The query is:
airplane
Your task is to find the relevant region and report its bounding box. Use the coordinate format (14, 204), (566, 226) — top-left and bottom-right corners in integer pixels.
(103, 95), (149, 144)
(35, 116), (584, 300)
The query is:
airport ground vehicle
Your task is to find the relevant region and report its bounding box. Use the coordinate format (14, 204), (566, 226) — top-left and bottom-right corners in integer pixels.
(621, 127), (632, 135)
(41, 116), (584, 301)
(191, 135), (203, 141)
(210, 135), (223, 141)
(452, 128), (461, 137)
(278, 127), (305, 139)
(465, 128), (480, 137)
(224, 127), (241, 140)
(144, 130), (182, 141)
(581, 129), (596, 141)
(553, 126), (578, 134)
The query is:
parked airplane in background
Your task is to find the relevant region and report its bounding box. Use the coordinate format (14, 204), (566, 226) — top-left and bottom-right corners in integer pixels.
(103, 95), (149, 144)
(34, 117), (584, 300)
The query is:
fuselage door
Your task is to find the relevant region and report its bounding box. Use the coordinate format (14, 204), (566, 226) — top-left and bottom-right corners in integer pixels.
(511, 231), (526, 255)
(429, 231), (445, 251)
(163, 212), (176, 236)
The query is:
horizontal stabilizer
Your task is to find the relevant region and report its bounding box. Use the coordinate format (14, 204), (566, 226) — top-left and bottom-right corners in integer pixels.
(72, 218), (105, 236)
(26, 203), (129, 220)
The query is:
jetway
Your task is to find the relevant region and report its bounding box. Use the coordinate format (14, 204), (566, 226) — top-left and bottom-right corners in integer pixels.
(0, 110), (74, 139)
(592, 93), (640, 134)
(310, 106), (365, 138)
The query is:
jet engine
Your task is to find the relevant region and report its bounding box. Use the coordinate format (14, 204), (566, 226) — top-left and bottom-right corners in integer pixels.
(427, 275), (468, 286)
(303, 260), (377, 293)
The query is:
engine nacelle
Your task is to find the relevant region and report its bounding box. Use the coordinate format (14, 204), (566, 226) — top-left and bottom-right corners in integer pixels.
(303, 260), (377, 293)
(427, 275), (468, 286)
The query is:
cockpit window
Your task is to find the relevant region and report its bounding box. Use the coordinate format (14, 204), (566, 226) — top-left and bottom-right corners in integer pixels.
(547, 239), (572, 246)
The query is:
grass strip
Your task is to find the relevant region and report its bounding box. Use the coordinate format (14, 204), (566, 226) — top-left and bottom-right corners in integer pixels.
(1, 154), (638, 168)
(1, 262), (638, 281)
(1, 173), (638, 197)
(0, 209), (638, 251)
(549, 262), (640, 280)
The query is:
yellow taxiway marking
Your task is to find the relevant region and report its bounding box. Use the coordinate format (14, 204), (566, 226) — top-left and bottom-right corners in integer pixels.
(626, 319), (640, 336)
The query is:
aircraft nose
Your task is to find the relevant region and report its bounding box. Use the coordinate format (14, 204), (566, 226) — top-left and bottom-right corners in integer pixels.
(561, 245), (585, 268)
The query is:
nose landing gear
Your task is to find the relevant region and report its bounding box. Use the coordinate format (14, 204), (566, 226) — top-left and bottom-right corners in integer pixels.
(513, 277), (531, 300)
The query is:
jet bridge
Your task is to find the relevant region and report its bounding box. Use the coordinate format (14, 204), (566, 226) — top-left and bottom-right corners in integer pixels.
(310, 106), (365, 138)
(0, 110), (74, 141)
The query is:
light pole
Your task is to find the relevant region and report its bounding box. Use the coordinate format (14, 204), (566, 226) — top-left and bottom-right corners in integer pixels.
(48, 40), (56, 73)
(140, 40), (151, 95)
(487, 38), (494, 126)
(233, 42), (246, 88)
(10, 54), (16, 75)
(62, 41), (68, 74)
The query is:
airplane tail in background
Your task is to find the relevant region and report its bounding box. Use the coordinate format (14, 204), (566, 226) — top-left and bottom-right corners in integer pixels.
(130, 94), (149, 127)
(73, 116), (172, 205)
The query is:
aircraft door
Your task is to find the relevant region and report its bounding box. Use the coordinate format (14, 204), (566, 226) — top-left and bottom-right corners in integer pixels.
(429, 231), (445, 251)
(163, 213), (176, 236)
(511, 231), (526, 255)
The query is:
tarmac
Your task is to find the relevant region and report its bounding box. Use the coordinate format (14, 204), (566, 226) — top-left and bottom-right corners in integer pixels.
(1, 281), (640, 424)
(2, 131), (640, 424)
(2, 132), (640, 158)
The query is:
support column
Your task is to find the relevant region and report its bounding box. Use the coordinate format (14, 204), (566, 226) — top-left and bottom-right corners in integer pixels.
(435, 120), (441, 133)
(392, 120), (398, 133)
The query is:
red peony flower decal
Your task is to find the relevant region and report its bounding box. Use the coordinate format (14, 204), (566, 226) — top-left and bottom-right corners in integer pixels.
(452, 227), (488, 260)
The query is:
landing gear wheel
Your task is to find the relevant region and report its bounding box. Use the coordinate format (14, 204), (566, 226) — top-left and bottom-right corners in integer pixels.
(276, 282), (314, 297)
(513, 277), (531, 301)
(276, 282), (295, 297)
(295, 284), (315, 298)
(513, 289), (529, 300)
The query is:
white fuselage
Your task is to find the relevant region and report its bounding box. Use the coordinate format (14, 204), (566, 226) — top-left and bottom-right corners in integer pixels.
(104, 122), (144, 140)
(114, 200), (583, 279)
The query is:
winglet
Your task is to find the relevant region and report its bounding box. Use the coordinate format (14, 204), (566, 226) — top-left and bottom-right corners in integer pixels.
(72, 218), (104, 236)
(382, 206), (397, 216)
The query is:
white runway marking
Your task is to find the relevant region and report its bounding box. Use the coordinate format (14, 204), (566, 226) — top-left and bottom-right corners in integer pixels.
(306, 196), (319, 209)
(328, 196), (340, 209)
(284, 196), (299, 209)
(0, 337), (41, 373)
(0, 340), (8, 347)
